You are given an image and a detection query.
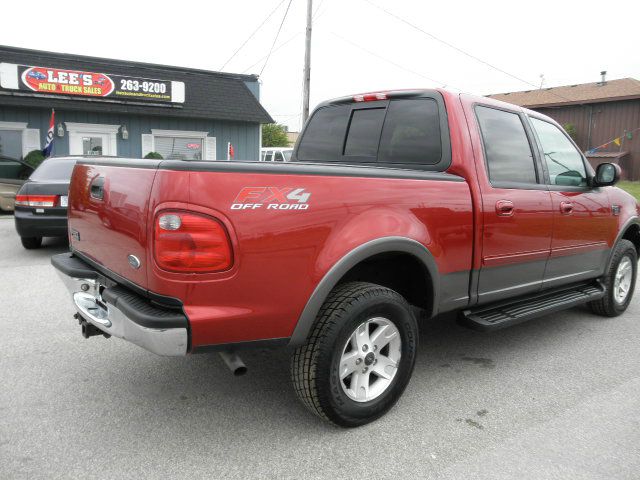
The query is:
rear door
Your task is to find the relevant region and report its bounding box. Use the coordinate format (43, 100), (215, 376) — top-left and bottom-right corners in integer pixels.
(474, 105), (554, 304)
(527, 116), (615, 287)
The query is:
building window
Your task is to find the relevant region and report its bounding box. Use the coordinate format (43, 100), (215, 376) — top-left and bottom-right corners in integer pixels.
(154, 136), (203, 160)
(0, 121), (39, 160)
(146, 129), (215, 161)
(0, 129), (23, 160)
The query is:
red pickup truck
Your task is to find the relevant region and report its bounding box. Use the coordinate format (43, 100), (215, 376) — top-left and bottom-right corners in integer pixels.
(53, 89), (639, 427)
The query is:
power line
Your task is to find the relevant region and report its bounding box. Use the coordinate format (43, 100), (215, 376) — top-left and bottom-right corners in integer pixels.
(241, 2), (331, 75)
(363, 0), (580, 105)
(219, 0), (287, 71)
(312, 0), (326, 18)
(260, 0), (294, 76)
(241, 33), (302, 74)
(273, 112), (303, 122)
(363, 0), (538, 88)
(331, 32), (465, 92)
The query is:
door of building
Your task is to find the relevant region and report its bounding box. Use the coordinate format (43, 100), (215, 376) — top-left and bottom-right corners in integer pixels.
(66, 123), (118, 156)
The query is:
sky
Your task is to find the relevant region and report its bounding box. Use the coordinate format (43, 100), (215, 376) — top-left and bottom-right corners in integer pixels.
(2, 0), (639, 131)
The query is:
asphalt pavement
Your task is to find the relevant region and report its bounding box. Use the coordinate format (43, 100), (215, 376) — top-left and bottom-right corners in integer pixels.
(1, 216), (639, 479)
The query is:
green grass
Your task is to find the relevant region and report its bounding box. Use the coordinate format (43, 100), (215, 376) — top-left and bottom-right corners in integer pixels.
(618, 181), (640, 201)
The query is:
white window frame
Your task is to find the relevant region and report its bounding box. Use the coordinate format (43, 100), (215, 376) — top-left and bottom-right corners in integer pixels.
(65, 122), (119, 156)
(149, 129), (214, 160)
(0, 121), (40, 158)
(0, 121), (28, 130)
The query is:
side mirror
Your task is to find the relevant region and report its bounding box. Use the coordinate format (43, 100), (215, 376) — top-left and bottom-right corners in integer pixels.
(594, 162), (620, 187)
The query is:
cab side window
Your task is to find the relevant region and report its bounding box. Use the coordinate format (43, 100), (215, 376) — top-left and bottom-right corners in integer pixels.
(476, 106), (538, 185)
(529, 117), (587, 187)
(274, 151), (285, 162)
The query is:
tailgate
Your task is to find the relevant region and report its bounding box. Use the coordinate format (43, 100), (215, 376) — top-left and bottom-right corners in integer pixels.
(67, 162), (157, 289)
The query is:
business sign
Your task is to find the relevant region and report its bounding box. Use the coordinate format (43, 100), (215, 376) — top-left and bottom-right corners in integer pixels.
(0, 63), (185, 104)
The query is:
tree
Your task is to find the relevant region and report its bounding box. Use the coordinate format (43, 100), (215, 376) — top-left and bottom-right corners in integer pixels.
(24, 150), (45, 169)
(262, 123), (289, 147)
(563, 123), (578, 141)
(144, 151), (163, 159)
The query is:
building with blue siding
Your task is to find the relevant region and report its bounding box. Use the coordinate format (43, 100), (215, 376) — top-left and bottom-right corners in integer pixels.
(0, 46), (272, 162)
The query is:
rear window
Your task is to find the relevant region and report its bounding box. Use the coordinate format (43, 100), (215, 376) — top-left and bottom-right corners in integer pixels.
(379, 99), (442, 165)
(29, 159), (77, 182)
(344, 108), (386, 158)
(296, 104), (350, 161)
(296, 96), (449, 170)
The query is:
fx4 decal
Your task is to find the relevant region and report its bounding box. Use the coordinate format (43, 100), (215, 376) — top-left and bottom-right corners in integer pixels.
(231, 187), (311, 210)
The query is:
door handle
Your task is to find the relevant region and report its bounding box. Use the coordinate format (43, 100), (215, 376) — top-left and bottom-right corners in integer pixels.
(560, 201), (573, 215)
(90, 176), (105, 201)
(495, 200), (514, 217)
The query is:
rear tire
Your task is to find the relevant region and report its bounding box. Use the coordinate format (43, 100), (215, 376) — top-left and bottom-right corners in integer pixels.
(291, 282), (418, 427)
(589, 239), (637, 317)
(21, 236), (43, 249)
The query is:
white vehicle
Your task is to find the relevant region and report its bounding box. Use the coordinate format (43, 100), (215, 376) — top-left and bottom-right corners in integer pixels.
(260, 147), (293, 162)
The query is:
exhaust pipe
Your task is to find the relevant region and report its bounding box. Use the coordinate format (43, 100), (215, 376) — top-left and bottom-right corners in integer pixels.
(219, 351), (247, 376)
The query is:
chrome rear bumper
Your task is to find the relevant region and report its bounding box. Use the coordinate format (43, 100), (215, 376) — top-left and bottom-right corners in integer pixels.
(53, 254), (188, 357)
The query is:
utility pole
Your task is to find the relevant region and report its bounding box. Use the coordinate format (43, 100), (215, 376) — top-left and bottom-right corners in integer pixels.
(302, 0), (312, 124)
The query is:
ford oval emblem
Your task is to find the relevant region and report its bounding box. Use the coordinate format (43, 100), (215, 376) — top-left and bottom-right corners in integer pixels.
(127, 255), (141, 270)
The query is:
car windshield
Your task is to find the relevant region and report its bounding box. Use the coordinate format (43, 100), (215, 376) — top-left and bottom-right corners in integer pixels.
(29, 159), (77, 182)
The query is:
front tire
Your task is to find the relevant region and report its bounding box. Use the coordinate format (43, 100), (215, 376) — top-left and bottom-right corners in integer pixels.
(21, 236), (42, 249)
(291, 282), (418, 427)
(589, 239), (637, 317)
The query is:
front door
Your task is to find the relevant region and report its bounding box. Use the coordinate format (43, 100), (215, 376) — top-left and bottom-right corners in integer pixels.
(67, 123), (118, 156)
(474, 105), (554, 304)
(528, 116), (615, 288)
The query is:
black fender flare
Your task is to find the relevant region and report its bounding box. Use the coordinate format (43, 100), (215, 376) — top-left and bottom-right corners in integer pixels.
(288, 236), (440, 347)
(606, 216), (640, 270)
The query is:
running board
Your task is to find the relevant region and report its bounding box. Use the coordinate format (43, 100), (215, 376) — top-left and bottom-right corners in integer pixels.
(460, 282), (605, 331)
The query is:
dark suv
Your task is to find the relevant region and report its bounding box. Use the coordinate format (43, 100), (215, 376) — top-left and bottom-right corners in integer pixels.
(14, 157), (77, 249)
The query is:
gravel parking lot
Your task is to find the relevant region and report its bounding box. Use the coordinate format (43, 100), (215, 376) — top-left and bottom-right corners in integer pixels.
(1, 216), (639, 479)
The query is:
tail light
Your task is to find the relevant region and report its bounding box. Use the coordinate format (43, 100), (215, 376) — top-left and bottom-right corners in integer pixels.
(154, 211), (233, 273)
(15, 195), (59, 207)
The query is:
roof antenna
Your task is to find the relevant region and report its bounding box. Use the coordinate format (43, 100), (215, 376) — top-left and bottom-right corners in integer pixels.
(539, 74), (545, 89)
